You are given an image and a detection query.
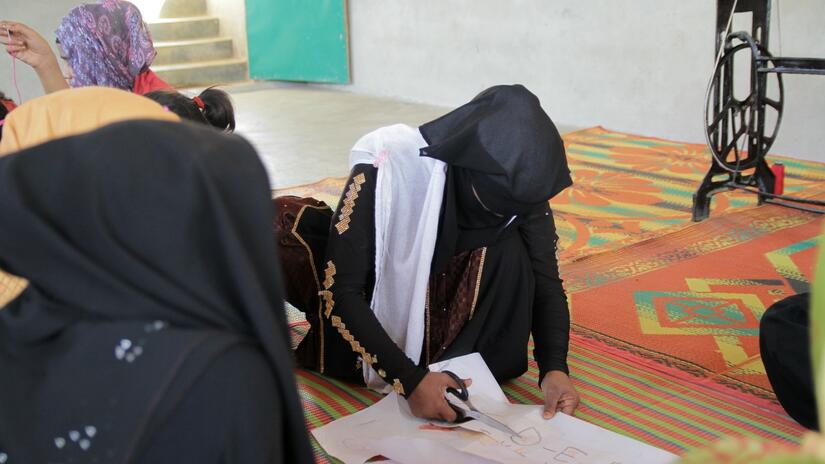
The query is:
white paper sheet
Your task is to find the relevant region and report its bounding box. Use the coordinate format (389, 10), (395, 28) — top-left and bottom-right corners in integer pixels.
(312, 392), (488, 464)
(446, 396), (677, 463)
(311, 353), (678, 464)
(429, 353), (508, 403)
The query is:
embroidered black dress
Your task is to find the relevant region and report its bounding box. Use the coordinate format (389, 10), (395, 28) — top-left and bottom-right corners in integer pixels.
(285, 84), (573, 398)
(289, 166), (570, 396)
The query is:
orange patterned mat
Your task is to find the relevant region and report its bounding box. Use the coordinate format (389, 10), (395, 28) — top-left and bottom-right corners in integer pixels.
(566, 200), (824, 398)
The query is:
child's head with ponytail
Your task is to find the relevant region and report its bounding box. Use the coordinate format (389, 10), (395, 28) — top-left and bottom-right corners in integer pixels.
(145, 87), (235, 133)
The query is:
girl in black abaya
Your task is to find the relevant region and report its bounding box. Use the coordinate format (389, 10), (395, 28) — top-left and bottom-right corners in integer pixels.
(281, 85), (580, 423)
(0, 120), (313, 463)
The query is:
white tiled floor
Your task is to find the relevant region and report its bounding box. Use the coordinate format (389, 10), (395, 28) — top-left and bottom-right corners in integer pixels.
(226, 82), (446, 188)
(223, 82), (576, 189)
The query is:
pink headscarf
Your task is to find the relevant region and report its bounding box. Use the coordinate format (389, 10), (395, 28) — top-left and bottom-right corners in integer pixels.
(55, 0), (157, 90)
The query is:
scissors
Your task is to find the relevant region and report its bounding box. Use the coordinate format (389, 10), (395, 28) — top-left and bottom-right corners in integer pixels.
(441, 370), (521, 437)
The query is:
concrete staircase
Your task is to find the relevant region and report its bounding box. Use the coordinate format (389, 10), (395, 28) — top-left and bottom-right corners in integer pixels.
(148, 0), (248, 88)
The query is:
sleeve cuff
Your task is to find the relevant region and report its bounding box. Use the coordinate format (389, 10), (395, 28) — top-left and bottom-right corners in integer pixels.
(398, 366), (429, 398)
(538, 362), (570, 389)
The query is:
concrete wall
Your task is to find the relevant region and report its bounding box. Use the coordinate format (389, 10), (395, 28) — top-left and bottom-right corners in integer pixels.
(343, 0), (825, 162)
(205, 0), (248, 60)
(3, 1), (823, 162)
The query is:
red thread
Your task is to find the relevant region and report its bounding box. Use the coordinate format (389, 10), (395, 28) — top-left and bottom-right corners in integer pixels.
(192, 96), (205, 110)
(7, 28), (23, 104)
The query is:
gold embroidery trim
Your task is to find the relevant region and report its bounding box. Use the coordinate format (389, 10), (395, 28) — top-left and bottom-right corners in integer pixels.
(335, 173), (366, 235)
(0, 269), (27, 311)
(330, 315), (378, 366)
(392, 379), (405, 396)
(320, 261), (337, 318)
(289, 203), (332, 373)
(469, 248), (487, 320)
(378, 369), (387, 378)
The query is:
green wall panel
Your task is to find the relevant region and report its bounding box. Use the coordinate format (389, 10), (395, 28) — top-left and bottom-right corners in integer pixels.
(246, 0), (350, 84)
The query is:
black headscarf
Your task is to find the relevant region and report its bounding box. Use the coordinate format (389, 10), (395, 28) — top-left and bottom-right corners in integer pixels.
(0, 120), (313, 463)
(420, 84), (571, 215)
(420, 84), (571, 271)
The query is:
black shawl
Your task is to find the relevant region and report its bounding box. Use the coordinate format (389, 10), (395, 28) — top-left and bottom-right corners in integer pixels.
(0, 120), (313, 463)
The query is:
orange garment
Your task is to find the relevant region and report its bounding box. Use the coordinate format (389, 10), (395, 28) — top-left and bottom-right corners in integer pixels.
(0, 87), (179, 156)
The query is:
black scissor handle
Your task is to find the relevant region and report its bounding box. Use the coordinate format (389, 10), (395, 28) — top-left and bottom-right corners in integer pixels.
(442, 370), (471, 423)
(442, 370), (469, 400)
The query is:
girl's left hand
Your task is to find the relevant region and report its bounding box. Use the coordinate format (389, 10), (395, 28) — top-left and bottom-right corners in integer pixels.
(540, 370), (580, 419)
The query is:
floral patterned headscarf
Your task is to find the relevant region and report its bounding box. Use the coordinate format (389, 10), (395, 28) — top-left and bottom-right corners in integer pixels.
(55, 0), (157, 90)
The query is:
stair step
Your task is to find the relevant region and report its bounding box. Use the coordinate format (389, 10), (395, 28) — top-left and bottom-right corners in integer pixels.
(160, 0), (207, 18)
(153, 58), (249, 88)
(148, 17), (219, 42)
(154, 37), (234, 65)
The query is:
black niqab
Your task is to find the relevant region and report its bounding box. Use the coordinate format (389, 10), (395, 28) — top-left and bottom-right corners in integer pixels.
(0, 120), (313, 463)
(420, 84), (572, 272)
(420, 84), (571, 216)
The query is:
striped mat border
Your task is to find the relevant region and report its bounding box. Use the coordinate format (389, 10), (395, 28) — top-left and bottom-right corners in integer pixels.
(294, 330), (804, 463)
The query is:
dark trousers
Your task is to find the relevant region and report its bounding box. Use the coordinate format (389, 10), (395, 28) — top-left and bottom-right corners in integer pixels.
(760, 293), (817, 430)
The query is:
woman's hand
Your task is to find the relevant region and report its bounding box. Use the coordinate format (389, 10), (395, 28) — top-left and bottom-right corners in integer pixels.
(407, 371), (472, 421)
(0, 21), (68, 93)
(0, 21), (56, 69)
(540, 370), (580, 419)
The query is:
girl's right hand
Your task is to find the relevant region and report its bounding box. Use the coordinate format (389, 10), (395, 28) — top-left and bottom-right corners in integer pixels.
(407, 371), (472, 421)
(0, 21), (58, 70)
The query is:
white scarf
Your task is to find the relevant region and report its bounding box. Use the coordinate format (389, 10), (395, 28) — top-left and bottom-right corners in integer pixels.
(349, 124), (447, 391)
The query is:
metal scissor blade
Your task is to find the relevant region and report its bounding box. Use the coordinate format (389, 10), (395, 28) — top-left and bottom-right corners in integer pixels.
(465, 410), (521, 437)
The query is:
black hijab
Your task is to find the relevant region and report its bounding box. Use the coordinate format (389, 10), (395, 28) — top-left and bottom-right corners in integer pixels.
(0, 120), (313, 463)
(420, 84), (572, 271)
